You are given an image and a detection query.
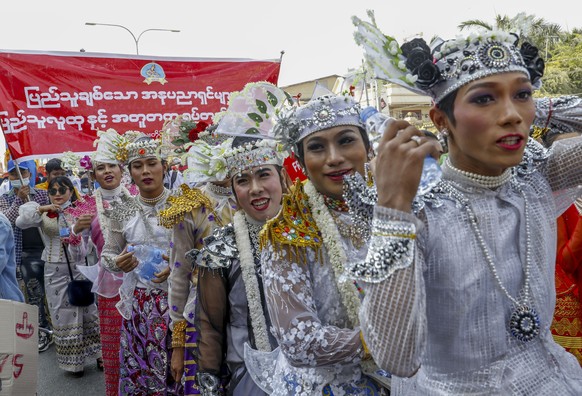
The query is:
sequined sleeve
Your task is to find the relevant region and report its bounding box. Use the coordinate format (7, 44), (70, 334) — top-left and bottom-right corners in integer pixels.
(262, 242), (366, 368)
(537, 136), (582, 213)
(168, 208), (217, 327)
(358, 205), (427, 377)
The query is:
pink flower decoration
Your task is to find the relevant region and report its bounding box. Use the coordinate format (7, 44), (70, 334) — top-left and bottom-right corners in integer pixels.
(79, 155), (93, 170)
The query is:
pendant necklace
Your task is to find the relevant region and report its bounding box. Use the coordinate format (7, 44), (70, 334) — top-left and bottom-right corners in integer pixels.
(440, 180), (540, 342)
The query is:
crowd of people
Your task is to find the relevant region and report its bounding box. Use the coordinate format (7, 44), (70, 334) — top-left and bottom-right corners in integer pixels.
(2, 20), (582, 396)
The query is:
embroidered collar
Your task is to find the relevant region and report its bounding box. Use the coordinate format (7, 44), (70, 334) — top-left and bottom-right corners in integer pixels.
(158, 184), (215, 229)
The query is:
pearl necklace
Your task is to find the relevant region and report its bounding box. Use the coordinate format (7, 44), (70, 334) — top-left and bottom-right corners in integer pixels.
(138, 188), (169, 206)
(445, 158), (513, 188)
(440, 179), (540, 342)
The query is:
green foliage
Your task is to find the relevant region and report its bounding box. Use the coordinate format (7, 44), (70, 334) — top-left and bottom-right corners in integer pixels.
(540, 33), (582, 95)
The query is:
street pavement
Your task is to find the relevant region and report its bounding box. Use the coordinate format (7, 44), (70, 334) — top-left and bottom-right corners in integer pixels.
(38, 344), (105, 396)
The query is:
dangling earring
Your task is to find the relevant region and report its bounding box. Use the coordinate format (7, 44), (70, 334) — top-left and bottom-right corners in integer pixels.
(367, 150), (374, 161)
(364, 162), (374, 185)
(439, 128), (449, 153)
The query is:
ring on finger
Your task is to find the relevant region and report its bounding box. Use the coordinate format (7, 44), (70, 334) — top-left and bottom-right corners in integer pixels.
(410, 135), (422, 146)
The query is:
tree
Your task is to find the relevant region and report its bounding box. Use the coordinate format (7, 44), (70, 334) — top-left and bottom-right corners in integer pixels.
(541, 33), (582, 95)
(458, 12), (562, 55)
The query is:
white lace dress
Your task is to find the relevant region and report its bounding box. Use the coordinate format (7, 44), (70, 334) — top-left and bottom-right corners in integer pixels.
(246, 185), (387, 396)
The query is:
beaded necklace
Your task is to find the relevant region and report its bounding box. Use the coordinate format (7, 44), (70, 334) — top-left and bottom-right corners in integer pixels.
(440, 179), (540, 342)
(138, 188), (169, 206)
(445, 158), (512, 188)
(322, 194), (350, 212)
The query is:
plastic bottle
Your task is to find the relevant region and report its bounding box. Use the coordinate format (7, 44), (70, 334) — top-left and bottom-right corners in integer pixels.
(127, 245), (165, 281)
(360, 106), (442, 196)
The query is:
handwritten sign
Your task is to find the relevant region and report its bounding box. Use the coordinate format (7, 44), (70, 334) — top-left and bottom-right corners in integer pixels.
(0, 50), (281, 160)
(0, 300), (38, 395)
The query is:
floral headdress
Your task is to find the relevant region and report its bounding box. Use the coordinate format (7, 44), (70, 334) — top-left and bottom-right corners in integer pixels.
(93, 128), (129, 165)
(214, 81), (293, 177)
(272, 91), (364, 153)
(531, 95), (582, 146)
(353, 10), (545, 104)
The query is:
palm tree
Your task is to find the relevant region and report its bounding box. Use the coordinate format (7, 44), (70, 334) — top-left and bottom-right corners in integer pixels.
(458, 12), (563, 56)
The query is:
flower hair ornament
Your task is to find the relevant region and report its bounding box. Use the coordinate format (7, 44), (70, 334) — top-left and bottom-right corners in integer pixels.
(61, 151), (93, 173)
(353, 10), (545, 104)
(214, 81), (295, 177)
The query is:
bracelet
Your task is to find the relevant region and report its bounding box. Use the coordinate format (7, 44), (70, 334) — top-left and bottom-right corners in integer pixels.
(360, 331), (372, 361)
(171, 319), (188, 348)
(372, 231), (416, 239)
(348, 218), (416, 283)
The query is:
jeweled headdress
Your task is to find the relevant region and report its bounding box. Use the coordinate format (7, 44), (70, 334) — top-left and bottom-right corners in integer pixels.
(353, 10), (545, 104)
(215, 81), (293, 177)
(126, 133), (163, 164)
(272, 91), (364, 153)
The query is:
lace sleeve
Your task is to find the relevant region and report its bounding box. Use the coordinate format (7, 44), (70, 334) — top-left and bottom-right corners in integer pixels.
(168, 210), (208, 326)
(262, 243), (365, 368)
(100, 216), (126, 273)
(357, 205), (426, 377)
(196, 267), (228, 374)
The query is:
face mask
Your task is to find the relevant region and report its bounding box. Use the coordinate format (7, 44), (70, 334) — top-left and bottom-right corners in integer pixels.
(11, 178), (29, 189)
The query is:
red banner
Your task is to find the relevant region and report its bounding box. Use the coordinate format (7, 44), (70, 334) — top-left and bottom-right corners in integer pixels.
(0, 50), (280, 160)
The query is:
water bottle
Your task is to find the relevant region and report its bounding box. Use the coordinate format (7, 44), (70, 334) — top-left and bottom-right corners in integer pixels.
(360, 106), (442, 196)
(127, 245), (165, 280)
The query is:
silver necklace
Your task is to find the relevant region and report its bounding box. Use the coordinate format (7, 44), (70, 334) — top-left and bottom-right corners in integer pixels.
(206, 183), (232, 197)
(445, 158), (513, 188)
(440, 180), (540, 342)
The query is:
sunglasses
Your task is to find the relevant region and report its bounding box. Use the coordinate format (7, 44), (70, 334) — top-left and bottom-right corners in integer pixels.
(48, 187), (69, 196)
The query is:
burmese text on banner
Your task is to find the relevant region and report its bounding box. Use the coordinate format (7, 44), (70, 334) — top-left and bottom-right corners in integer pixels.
(0, 50), (280, 160)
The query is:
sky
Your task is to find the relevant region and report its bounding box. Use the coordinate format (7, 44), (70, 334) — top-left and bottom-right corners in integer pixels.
(1, 0), (581, 153)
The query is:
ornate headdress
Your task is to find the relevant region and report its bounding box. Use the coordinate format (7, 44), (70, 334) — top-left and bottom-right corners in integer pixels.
(273, 90), (364, 153)
(531, 95), (582, 146)
(215, 81), (293, 177)
(353, 10), (545, 104)
(125, 133), (163, 164)
(93, 128), (130, 165)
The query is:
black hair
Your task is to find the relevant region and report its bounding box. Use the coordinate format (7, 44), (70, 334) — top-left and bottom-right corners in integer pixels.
(232, 135), (261, 149)
(294, 126), (371, 169)
(436, 90), (458, 127)
(48, 176), (78, 203)
(421, 130), (439, 140)
(45, 158), (64, 174)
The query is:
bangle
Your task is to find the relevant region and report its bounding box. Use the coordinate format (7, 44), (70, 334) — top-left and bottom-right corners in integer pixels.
(171, 319), (188, 348)
(360, 331), (372, 361)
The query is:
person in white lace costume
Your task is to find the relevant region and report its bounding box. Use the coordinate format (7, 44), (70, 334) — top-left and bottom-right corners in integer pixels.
(100, 136), (182, 395)
(247, 92), (389, 395)
(352, 27), (582, 394)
